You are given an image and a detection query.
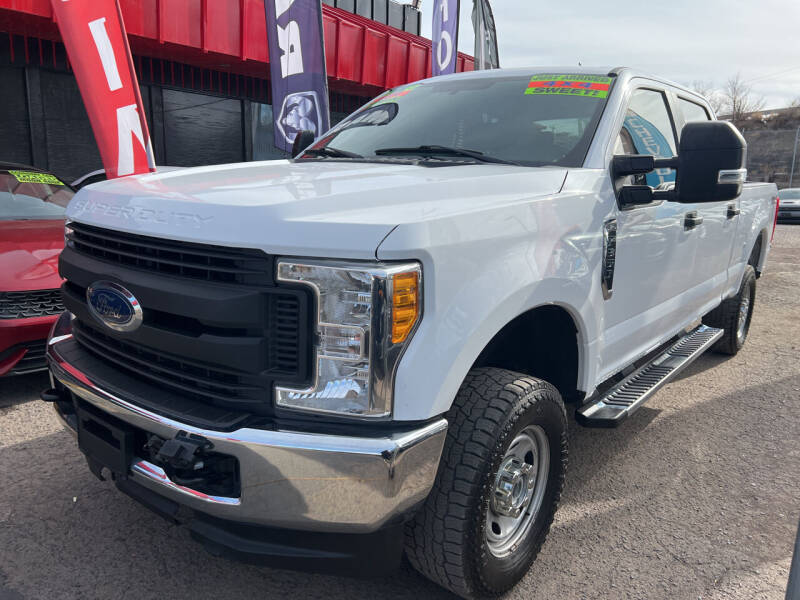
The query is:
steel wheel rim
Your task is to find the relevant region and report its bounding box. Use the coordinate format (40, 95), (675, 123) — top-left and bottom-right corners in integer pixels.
(737, 292), (751, 342)
(485, 425), (550, 558)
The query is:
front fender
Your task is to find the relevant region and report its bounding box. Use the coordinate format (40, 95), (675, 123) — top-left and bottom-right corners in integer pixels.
(377, 189), (607, 421)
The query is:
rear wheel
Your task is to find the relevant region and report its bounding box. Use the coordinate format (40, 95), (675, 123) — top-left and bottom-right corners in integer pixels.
(703, 264), (756, 355)
(405, 368), (568, 599)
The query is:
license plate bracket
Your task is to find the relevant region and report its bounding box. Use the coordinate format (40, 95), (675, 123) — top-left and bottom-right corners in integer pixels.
(76, 403), (135, 477)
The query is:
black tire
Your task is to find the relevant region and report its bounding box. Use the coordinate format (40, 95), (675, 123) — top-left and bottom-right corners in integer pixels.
(405, 368), (568, 599)
(702, 264), (756, 355)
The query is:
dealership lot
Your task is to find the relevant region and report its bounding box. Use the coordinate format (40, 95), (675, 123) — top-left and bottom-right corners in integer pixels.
(1, 225), (798, 600)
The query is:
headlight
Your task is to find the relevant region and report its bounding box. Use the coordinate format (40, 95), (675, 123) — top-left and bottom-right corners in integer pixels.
(276, 260), (421, 419)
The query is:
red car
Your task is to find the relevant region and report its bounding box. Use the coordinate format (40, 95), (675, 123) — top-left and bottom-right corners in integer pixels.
(0, 163), (74, 377)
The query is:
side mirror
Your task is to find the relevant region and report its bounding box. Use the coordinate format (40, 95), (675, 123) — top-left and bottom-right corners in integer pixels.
(614, 155), (663, 207)
(612, 154), (655, 178)
(618, 185), (655, 206)
(291, 130), (316, 158)
(674, 121), (747, 203)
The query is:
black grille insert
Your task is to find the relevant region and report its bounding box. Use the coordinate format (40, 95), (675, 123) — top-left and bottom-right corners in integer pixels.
(73, 322), (267, 406)
(67, 222), (273, 286)
(0, 289), (64, 319)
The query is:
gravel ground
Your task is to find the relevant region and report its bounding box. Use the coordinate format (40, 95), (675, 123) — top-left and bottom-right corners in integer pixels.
(1, 225), (798, 600)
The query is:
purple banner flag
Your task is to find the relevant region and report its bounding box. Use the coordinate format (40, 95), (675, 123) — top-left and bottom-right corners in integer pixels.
(432, 0), (459, 76)
(265, 0), (331, 152)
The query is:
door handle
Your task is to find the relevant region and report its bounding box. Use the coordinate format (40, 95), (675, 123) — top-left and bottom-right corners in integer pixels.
(684, 211), (704, 230)
(727, 204), (741, 219)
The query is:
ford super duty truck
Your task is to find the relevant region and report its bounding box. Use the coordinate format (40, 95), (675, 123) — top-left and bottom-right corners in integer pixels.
(42, 67), (780, 598)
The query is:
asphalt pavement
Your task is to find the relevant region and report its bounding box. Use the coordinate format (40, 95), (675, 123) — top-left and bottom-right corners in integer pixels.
(1, 225), (798, 600)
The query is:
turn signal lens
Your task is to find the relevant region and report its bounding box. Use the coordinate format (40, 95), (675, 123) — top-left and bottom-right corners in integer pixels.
(392, 271), (419, 344)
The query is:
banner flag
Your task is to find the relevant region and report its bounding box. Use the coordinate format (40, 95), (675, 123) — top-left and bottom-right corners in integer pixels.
(51, 0), (155, 178)
(432, 0), (460, 76)
(264, 0), (331, 153)
(472, 0), (499, 70)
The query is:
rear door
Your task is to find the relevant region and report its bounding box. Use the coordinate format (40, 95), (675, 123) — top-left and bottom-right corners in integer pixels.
(672, 95), (739, 313)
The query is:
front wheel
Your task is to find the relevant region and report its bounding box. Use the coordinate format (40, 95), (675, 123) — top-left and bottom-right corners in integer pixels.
(405, 368), (568, 599)
(703, 264), (756, 355)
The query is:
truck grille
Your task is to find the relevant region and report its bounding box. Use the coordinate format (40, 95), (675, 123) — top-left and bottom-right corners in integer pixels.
(59, 224), (314, 419)
(72, 322), (264, 404)
(66, 221), (272, 286)
(0, 289), (64, 319)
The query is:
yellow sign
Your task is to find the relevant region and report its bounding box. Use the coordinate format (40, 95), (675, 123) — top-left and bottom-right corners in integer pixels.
(8, 170), (64, 185)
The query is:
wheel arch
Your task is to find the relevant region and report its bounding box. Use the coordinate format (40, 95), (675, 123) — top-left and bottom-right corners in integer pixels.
(472, 302), (587, 403)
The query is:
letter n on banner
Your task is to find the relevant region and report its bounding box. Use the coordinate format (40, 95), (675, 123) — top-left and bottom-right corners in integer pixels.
(51, 0), (155, 178)
(265, 0), (331, 153)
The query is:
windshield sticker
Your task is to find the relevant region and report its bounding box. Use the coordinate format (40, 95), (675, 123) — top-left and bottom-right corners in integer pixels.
(525, 74), (612, 99)
(372, 84), (422, 106)
(8, 170), (65, 185)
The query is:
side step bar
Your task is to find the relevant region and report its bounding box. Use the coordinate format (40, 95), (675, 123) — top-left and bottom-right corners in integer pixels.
(576, 325), (723, 428)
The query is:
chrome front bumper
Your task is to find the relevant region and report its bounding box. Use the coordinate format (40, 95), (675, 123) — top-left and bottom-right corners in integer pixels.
(47, 314), (447, 533)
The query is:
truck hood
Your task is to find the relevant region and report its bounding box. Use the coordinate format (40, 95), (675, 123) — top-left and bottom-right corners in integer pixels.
(0, 219), (64, 292)
(66, 160), (567, 259)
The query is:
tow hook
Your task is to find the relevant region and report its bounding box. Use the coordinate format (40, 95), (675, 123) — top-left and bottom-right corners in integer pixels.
(40, 388), (64, 402)
(146, 431), (213, 472)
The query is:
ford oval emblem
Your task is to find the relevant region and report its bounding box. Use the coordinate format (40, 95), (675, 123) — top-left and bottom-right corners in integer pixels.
(86, 281), (143, 333)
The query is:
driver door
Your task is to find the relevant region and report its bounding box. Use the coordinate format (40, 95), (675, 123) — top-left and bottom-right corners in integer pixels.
(597, 86), (700, 381)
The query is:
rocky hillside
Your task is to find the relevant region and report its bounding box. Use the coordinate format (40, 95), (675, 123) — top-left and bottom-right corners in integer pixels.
(733, 107), (800, 188)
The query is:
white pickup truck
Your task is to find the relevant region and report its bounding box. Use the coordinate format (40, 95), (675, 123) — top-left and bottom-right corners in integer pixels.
(43, 67), (779, 598)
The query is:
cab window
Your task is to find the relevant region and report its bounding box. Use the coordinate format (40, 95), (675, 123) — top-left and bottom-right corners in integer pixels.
(614, 88), (678, 187)
(678, 98), (711, 125)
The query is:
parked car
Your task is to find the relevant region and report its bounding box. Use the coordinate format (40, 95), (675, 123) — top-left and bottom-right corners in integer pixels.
(778, 187), (800, 222)
(42, 68), (779, 598)
(0, 163), (72, 377)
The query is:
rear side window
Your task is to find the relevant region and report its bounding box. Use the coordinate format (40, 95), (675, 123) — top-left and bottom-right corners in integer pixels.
(678, 98), (711, 124)
(614, 88), (678, 187)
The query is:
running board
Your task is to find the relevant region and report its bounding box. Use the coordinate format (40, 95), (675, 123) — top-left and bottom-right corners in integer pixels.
(576, 325), (723, 428)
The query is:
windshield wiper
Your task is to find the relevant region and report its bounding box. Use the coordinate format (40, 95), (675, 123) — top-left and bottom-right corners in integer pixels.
(301, 146), (363, 159)
(374, 145), (520, 165)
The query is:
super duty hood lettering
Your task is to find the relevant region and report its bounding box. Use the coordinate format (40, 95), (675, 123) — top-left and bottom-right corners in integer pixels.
(71, 198), (213, 228)
(65, 160), (567, 258)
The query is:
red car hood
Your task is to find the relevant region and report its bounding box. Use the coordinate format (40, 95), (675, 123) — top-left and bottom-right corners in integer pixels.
(0, 219), (64, 292)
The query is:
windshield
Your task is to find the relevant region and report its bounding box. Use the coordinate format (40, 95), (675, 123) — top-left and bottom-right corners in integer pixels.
(780, 189), (800, 199)
(303, 73), (613, 167)
(0, 170), (74, 220)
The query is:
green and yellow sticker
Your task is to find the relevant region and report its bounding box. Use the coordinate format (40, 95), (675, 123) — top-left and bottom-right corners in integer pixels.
(8, 170), (64, 185)
(525, 74), (612, 99)
(372, 84), (422, 106)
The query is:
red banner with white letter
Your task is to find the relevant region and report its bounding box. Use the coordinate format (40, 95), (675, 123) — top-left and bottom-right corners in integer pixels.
(51, 0), (155, 178)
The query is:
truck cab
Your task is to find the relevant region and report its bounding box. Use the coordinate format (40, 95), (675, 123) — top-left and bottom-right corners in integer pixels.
(43, 67), (778, 599)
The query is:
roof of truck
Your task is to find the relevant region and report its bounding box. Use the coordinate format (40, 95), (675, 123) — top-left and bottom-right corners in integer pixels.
(424, 66), (702, 101)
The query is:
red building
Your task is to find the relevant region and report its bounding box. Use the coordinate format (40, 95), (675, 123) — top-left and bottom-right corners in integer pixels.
(0, 0), (473, 180)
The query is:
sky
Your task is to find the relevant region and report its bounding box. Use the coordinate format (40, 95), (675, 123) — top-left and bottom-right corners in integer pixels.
(420, 0), (800, 110)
